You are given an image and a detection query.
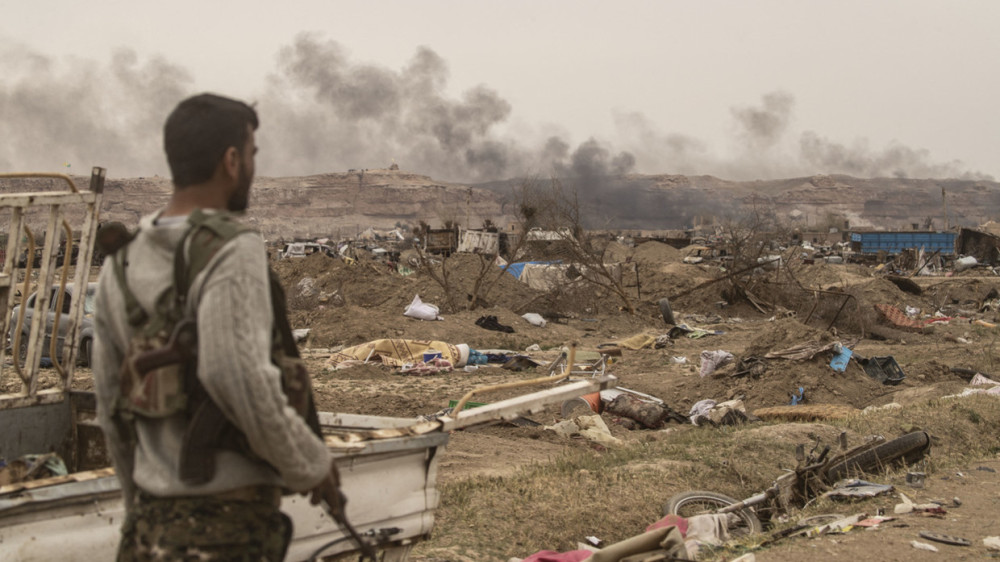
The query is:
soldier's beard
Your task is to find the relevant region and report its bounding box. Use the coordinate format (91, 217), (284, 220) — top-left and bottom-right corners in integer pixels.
(228, 160), (252, 212)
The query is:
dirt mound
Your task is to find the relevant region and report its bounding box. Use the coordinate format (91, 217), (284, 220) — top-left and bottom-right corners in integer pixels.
(601, 241), (633, 263)
(741, 317), (833, 357)
(632, 241), (681, 264)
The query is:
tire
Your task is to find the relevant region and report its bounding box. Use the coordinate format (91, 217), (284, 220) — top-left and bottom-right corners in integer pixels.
(825, 431), (931, 482)
(658, 297), (676, 325)
(663, 491), (763, 535)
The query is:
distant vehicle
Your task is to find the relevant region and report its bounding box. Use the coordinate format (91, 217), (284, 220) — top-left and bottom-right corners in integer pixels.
(8, 283), (97, 367)
(279, 242), (335, 259)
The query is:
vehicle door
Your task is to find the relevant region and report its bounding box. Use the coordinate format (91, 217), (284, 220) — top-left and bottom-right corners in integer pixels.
(43, 286), (62, 355)
(9, 291), (37, 353)
(50, 286), (76, 358)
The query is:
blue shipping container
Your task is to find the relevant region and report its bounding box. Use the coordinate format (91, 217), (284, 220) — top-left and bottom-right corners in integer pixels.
(849, 232), (955, 255)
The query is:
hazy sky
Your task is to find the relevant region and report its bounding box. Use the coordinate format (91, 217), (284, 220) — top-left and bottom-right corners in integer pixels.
(2, 0), (997, 182)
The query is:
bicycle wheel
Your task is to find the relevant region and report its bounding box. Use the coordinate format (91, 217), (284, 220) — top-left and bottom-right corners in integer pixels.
(824, 431), (930, 482)
(663, 491), (763, 535)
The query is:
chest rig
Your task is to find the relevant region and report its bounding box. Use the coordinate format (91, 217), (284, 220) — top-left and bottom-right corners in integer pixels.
(110, 209), (321, 485)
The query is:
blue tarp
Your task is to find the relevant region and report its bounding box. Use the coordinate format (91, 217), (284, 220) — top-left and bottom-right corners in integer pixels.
(501, 260), (562, 279)
(850, 231), (955, 255)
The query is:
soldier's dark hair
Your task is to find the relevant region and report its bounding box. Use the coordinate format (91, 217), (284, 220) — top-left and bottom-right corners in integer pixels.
(163, 93), (259, 188)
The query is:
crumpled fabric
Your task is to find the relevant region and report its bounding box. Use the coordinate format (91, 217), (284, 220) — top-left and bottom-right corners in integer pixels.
(544, 415), (621, 446)
(688, 399), (716, 423)
(689, 399), (749, 426)
(328, 339), (467, 368)
(399, 357), (454, 376)
(613, 331), (659, 350)
(519, 550), (592, 562)
(699, 350), (734, 377)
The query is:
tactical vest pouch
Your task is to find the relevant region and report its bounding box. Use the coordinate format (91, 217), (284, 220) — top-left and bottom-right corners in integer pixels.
(119, 319), (196, 418)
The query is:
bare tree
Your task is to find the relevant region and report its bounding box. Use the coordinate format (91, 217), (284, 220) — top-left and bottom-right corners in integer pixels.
(716, 197), (791, 312)
(411, 185), (536, 313)
(515, 178), (639, 314)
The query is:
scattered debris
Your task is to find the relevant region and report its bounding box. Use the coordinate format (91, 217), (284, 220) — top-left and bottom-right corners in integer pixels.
(918, 531), (971, 547)
(699, 350), (734, 377)
(910, 540), (939, 552)
(476, 315), (515, 333)
(521, 313), (547, 327)
(859, 356), (906, 385)
(822, 480), (894, 500)
(544, 415), (620, 447)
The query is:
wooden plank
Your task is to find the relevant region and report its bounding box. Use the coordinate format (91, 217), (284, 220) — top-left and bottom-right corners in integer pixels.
(0, 467), (115, 496)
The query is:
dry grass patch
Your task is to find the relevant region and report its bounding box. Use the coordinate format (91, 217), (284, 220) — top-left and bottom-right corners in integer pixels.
(414, 395), (1000, 561)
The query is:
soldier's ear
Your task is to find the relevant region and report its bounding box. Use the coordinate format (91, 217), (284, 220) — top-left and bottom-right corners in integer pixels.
(221, 146), (240, 181)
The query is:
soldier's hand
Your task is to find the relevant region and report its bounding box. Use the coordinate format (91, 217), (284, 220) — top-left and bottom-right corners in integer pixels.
(309, 460), (345, 517)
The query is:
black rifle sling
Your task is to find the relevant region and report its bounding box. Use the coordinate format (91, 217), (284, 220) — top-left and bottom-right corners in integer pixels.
(269, 268), (323, 436)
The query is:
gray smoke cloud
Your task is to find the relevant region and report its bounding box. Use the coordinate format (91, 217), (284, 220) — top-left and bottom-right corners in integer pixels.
(731, 91), (795, 152)
(0, 36), (989, 183)
(622, 90), (993, 181)
(0, 41), (190, 177)
(798, 132), (982, 179)
(258, 34), (634, 184)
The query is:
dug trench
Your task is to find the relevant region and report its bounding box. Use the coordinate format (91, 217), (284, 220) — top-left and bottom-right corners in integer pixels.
(38, 243), (1000, 561)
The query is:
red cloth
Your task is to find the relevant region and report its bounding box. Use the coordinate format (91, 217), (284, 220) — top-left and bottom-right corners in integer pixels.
(645, 514), (689, 535)
(520, 550), (592, 562)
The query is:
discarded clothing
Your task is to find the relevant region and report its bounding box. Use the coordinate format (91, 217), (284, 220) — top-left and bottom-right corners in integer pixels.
(545, 415), (621, 446)
(476, 315), (515, 333)
(689, 399), (750, 426)
(400, 357), (454, 376)
(667, 323), (724, 339)
(790, 386), (805, 405)
(329, 339), (469, 368)
(699, 350), (734, 377)
(688, 399), (716, 424)
(613, 331), (659, 350)
(0, 452), (68, 486)
(604, 394), (687, 429)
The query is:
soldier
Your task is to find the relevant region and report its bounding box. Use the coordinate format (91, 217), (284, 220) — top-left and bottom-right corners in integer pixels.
(93, 93), (341, 560)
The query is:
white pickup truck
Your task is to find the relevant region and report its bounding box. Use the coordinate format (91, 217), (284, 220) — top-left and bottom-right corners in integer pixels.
(0, 170), (616, 560)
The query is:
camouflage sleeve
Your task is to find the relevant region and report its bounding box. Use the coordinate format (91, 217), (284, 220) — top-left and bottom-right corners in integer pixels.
(192, 232), (332, 492)
(92, 258), (137, 510)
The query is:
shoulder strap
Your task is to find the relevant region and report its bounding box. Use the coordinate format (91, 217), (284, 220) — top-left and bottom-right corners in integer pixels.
(113, 246), (150, 327)
(173, 209), (254, 310)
